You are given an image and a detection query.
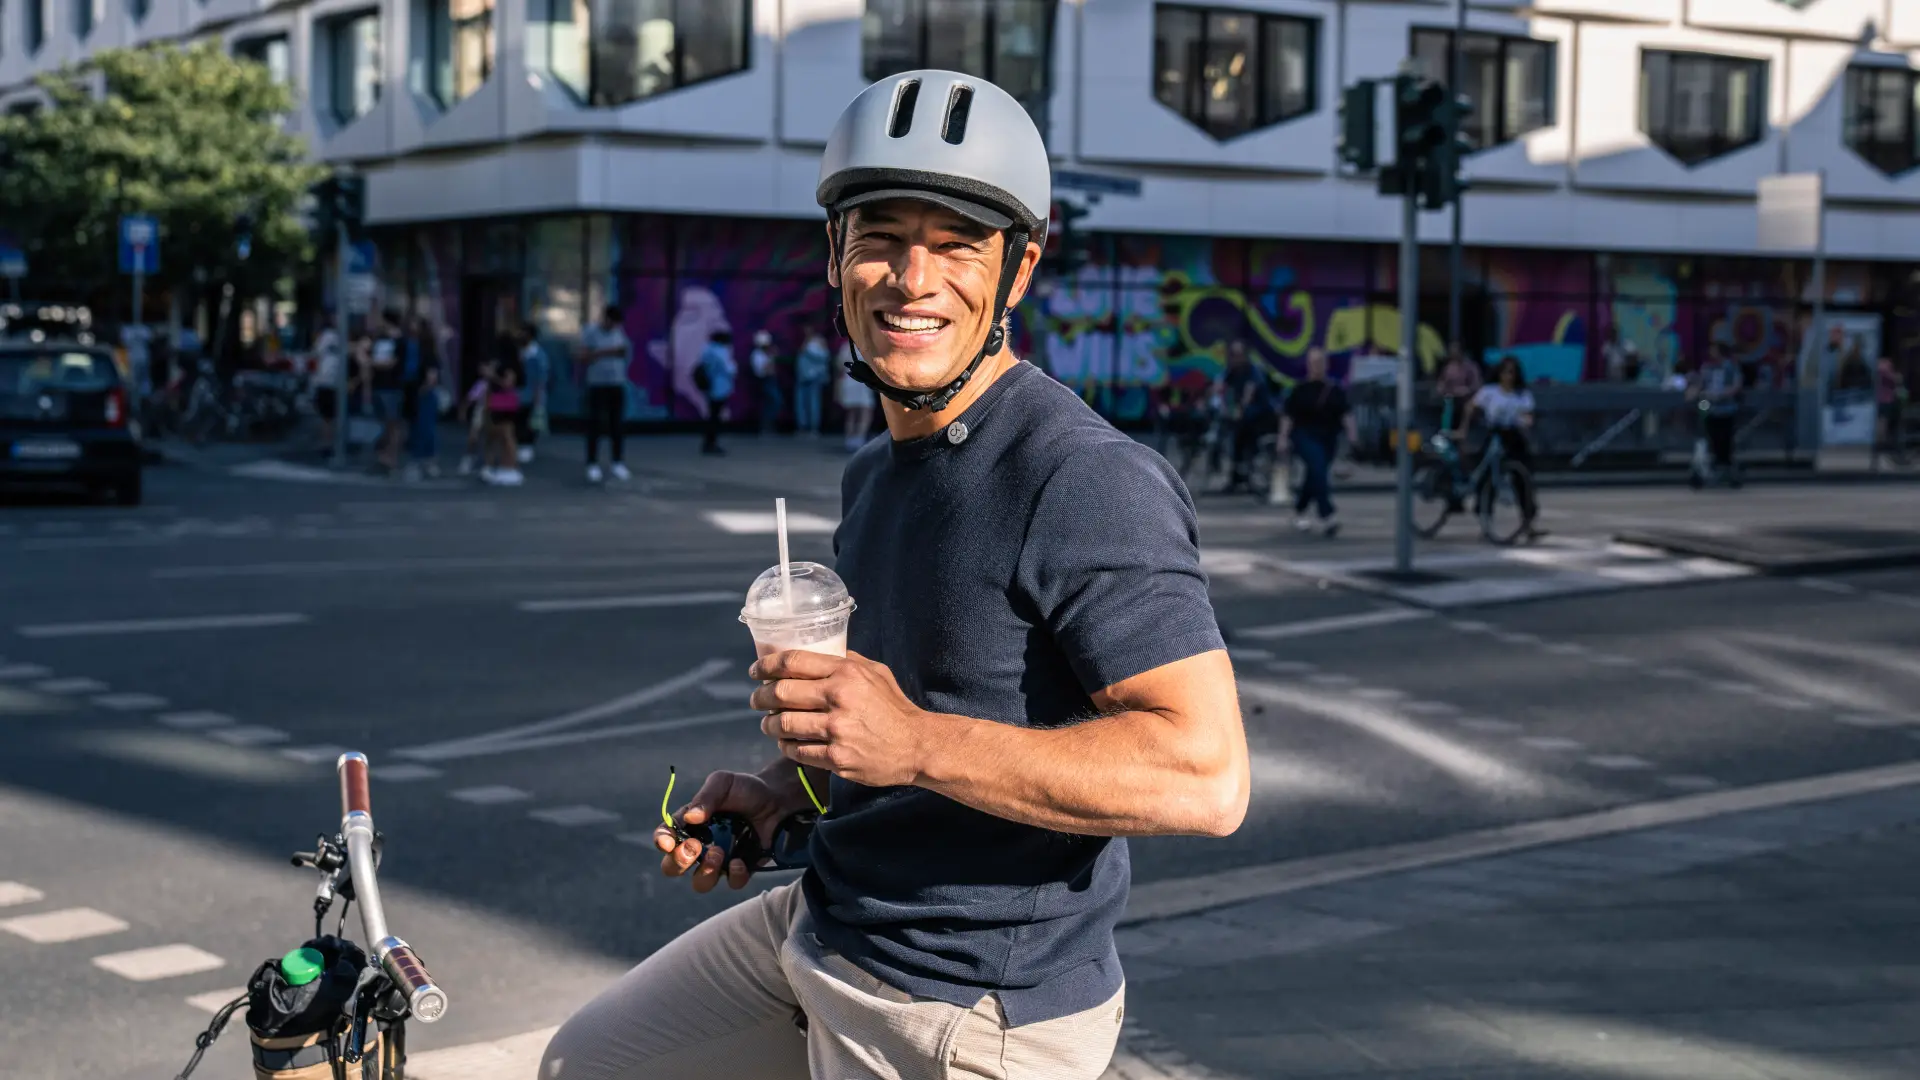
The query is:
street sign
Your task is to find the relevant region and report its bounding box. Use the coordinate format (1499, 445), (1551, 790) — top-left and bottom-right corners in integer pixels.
(0, 246), (24, 279)
(1052, 169), (1143, 198)
(119, 214), (159, 276)
(1757, 172), (1823, 253)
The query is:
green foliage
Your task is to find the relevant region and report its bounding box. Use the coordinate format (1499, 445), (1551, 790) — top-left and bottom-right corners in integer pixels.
(0, 41), (327, 302)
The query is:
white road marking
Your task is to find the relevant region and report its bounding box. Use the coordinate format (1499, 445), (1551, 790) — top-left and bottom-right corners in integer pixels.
(1353, 687), (1407, 702)
(529, 805), (622, 827)
(1240, 679), (1546, 798)
(1544, 642), (1590, 657)
(156, 711), (235, 730)
(703, 510), (838, 535)
(0, 882), (45, 907)
(1590, 653), (1636, 667)
(394, 660), (734, 762)
(0, 663), (51, 679)
(1494, 632), (1542, 646)
(1402, 701), (1460, 716)
(1520, 736), (1585, 753)
(1799, 578), (1858, 595)
(1448, 620), (1493, 633)
(206, 725), (291, 746)
(33, 677), (108, 694)
(1236, 608), (1433, 641)
(1304, 673), (1358, 688)
(91, 692), (169, 711)
(1708, 680), (1763, 696)
(1772, 697), (1817, 711)
(401, 1025), (560, 1080)
(1456, 718), (1524, 734)
(516, 591), (739, 614)
(702, 681), (755, 702)
(281, 745), (355, 765)
(372, 763), (443, 782)
(1659, 775), (1725, 792)
(1262, 660), (1318, 675)
(0, 907), (129, 943)
(1586, 754), (1655, 771)
(1835, 712), (1909, 728)
(186, 987), (250, 1013)
(16, 613), (310, 638)
(92, 943), (225, 982)
(449, 785), (533, 805)
(1225, 646), (1273, 662)
(1122, 757), (1920, 926)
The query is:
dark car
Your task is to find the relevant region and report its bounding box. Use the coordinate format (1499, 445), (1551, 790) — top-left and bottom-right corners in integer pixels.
(0, 343), (142, 505)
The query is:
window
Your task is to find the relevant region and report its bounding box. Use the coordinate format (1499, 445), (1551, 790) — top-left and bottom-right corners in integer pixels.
(127, 0), (147, 22)
(1843, 65), (1920, 176)
(326, 11), (382, 125)
(235, 33), (292, 87)
(1410, 29), (1554, 149)
(24, 0), (43, 54)
(862, 1), (1056, 115)
(1152, 4), (1316, 140)
(554, 0), (749, 108)
(74, 0), (98, 39)
(424, 0), (494, 107)
(1639, 49), (1767, 166)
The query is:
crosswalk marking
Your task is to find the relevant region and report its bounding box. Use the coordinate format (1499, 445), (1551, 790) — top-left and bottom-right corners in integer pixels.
(703, 510), (837, 535)
(0, 907), (130, 943)
(0, 882), (45, 908)
(207, 725), (291, 746)
(281, 745), (354, 765)
(92, 944), (225, 982)
(186, 987), (250, 1013)
(372, 763), (444, 782)
(450, 785), (532, 805)
(0, 664), (52, 679)
(1520, 736), (1585, 753)
(92, 692), (170, 711)
(1586, 754), (1655, 771)
(529, 805), (622, 827)
(32, 677), (109, 694)
(156, 711), (235, 730)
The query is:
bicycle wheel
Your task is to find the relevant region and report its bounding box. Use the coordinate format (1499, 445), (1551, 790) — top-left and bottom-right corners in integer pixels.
(1478, 460), (1534, 546)
(1412, 462), (1454, 539)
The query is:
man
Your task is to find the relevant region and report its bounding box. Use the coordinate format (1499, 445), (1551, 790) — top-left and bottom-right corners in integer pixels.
(365, 311), (407, 474)
(516, 322), (550, 465)
(1873, 354), (1909, 470)
(541, 70), (1249, 1080)
(699, 327), (738, 456)
(751, 329), (783, 435)
(1221, 340), (1277, 492)
(1689, 342), (1744, 484)
(793, 324), (831, 437)
(579, 305), (632, 483)
(1280, 346), (1358, 536)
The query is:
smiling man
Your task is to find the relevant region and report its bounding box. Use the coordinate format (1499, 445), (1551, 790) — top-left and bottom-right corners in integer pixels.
(540, 71), (1249, 1080)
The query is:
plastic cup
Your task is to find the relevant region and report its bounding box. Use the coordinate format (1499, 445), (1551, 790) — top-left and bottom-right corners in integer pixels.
(740, 560), (855, 660)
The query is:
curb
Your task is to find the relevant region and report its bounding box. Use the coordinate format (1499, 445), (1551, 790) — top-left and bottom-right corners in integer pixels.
(1612, 530), (1920, 576)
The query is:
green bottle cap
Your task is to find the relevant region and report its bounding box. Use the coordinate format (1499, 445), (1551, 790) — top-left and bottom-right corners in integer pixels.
(280, 946), (325, 987)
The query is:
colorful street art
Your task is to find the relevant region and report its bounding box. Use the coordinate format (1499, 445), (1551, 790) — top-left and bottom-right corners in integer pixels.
(354, 214), (1909, 428)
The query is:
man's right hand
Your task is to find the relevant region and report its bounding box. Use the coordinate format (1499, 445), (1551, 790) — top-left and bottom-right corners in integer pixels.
(654, 769), (798, 894)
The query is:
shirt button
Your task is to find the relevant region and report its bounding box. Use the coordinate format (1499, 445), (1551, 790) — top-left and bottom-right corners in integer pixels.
(947, 422), (969, 445)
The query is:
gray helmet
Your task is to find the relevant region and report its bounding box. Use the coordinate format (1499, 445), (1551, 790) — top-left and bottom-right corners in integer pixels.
(818, 70), (1050, 241)
(817, 70), (1052, 412)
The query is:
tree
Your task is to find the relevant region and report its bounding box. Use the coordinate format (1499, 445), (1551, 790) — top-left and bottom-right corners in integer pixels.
(0, 42), (326, 315)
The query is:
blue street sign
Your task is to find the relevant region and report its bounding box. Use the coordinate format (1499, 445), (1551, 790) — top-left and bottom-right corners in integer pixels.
(119, 215), (160, 276)
(1051, 169), (1144, 198)
(0, 245), (24, 279)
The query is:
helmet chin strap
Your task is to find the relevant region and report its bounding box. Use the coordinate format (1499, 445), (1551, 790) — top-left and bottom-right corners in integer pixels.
(830, 217), (1030, 414)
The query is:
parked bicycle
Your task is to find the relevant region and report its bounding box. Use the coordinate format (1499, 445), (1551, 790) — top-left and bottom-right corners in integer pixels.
(1410, 428), (1538, 545)
(174, 752), (445, 1080)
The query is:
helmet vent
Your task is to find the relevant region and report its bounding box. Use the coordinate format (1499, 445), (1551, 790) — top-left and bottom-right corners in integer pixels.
(887, 79), (922, 138)
(941, 85), (975, 145)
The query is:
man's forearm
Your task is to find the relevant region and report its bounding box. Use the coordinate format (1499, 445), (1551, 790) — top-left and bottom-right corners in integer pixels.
(913, 710), (1243, 838)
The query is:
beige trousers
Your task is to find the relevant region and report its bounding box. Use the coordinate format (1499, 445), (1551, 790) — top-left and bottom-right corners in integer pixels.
(538, 880), (1125, 1080)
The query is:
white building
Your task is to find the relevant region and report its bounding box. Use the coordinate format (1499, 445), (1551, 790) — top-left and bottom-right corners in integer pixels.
(3, 0), (1914, 422)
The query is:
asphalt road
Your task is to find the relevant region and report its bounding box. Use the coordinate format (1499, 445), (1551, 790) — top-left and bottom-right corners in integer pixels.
(2, 440), (1918, 1079)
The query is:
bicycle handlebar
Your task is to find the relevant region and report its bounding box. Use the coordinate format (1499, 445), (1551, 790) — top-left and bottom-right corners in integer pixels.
(335, 752), (448, 1023)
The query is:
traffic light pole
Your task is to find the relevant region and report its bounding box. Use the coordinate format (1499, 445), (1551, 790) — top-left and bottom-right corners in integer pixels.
(1395, 180), (1418, 576)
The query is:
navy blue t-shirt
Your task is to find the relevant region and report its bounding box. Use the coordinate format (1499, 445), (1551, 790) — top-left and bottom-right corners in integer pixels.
(801, 360), (1225, 1027)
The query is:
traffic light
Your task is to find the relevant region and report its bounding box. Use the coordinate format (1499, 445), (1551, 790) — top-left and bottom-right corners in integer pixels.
(311, 174), (366, 239)
(1337, 80), (1377, 172)
(1048, 199), (1093, 279)
(1384, 74), (1471, 211)
(1418, 92), (1474, 211)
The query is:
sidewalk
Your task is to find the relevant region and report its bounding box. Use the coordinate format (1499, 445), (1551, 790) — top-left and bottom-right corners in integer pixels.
(1105, 772), (1920, 1080)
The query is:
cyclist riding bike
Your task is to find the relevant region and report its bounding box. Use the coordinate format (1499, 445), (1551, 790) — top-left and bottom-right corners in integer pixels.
(540, 70), (1251, 1080)
(1454, 354), (1545, 541)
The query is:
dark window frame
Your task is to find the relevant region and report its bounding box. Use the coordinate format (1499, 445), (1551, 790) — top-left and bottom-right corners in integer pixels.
(324, 9), (383, 127)
(582, 0), (753, 110)
(423, 0), (495, 109)
(233, 31), (292, 85)
(24, 0), (43, 55)
(126, 0), (147, 23)
(73, 0), (96, 40)
(1842, 63), (1919, 176)
(1638, 47), (1769, 167)
(860, 0), (1058, 110)
(1408, 27), (1556, 151)
(1152, 2), (1320, 142)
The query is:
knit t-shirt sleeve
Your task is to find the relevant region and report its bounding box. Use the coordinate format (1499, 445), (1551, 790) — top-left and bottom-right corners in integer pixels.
(1017, 439), (1226, 695)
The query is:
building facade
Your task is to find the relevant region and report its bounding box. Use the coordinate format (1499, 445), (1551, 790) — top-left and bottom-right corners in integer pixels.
(4, 0), (1918, 426)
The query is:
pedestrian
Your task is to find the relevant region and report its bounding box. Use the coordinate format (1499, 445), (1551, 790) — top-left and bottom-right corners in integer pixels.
(1222, 340), (1277, 491)
(794, 324), (831, 436)
(402, 315), (441, 480)
(1433, 343), (1483, 431)
(751, 329), (783, 435)
(698, 327), (737, 456)
(836, 336), (875, 452)
(541, 68), (1250, 1080)
(516, 322), (550, 466)
(1689, 342), (1744, 484)
(1873, 354), (1909, 470)
(579, 304), (632, 484)
(1280, 346), (1358, 537)
(366, 311), (407, 474)
(308, 322), (344, 457)
(481, 342), (524, 486)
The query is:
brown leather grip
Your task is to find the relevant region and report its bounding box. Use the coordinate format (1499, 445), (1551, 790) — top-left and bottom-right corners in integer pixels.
(340, 755), (371, 816)
(383, 943), (431, 994)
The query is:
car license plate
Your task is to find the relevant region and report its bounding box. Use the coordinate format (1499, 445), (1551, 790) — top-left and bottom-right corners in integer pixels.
(12, 439), (82, 461)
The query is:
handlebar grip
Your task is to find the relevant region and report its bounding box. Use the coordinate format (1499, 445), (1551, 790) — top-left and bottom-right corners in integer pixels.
(377, 939), (447, 1023)
(338, 752), (372, 817)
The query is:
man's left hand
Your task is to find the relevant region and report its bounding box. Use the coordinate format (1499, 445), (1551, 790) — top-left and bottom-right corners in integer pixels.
(748, 649), (931, 789)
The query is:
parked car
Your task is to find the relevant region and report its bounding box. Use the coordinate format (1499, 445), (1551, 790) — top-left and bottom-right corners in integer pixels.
(0, 342), (142, 505)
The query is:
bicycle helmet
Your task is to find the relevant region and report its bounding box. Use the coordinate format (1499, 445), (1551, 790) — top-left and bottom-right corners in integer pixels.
(817, 70), (1051, 411)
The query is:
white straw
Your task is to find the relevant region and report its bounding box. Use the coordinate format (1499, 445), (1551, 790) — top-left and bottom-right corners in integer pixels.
(775, 497), (794, 615)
